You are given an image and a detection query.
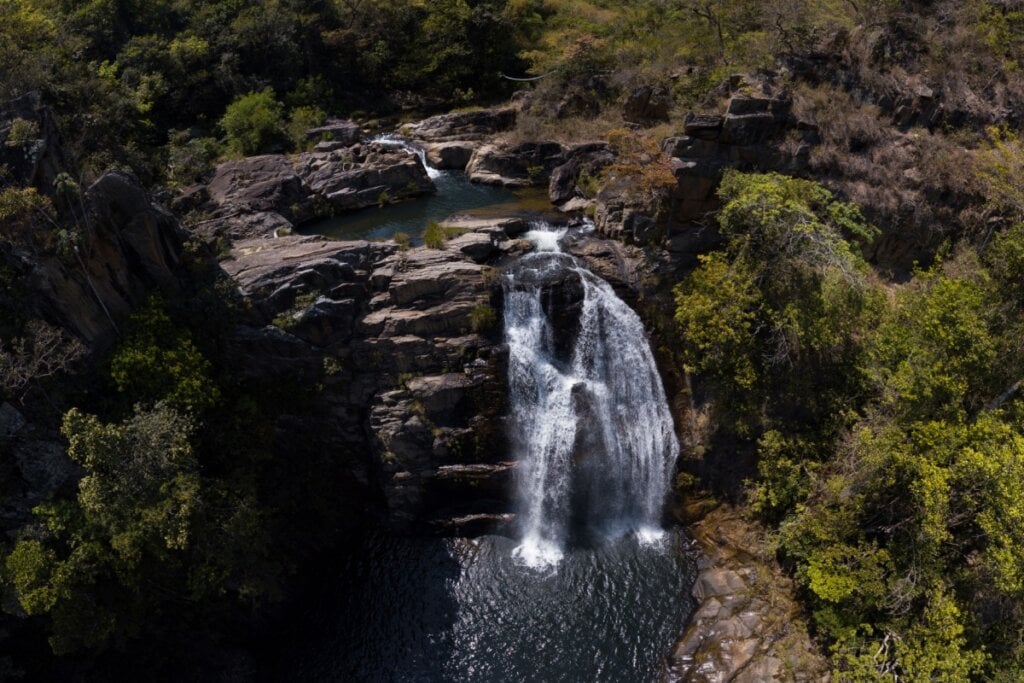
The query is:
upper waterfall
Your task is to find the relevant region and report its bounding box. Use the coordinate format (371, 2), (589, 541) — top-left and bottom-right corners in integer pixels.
(503, 225), (679, 567)
(371, 134), (443, 179)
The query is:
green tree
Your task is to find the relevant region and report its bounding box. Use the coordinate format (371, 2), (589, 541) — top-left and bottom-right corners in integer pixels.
(219, 88), (285, 156)
(109, 296), (220, 413)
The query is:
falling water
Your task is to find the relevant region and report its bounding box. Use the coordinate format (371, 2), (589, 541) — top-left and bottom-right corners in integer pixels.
(371, 134), (444, 179)
(504, 225), (679, 567)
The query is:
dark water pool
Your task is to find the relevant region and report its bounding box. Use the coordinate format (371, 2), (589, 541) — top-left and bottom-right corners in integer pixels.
(266, 531), (695, 682)
(301, 173), (557, 243)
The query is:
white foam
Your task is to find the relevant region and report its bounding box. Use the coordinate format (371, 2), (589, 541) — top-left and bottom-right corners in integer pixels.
(371, 134), (443, 179)
(512, 535), (564, 569)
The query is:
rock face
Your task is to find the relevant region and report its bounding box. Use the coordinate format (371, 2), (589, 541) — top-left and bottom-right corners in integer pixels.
(466, 141), (566, 187)
(0, 92), (76, 191)
(196, 143), (435, 242)
(425, 140), (478, 170)
(623, 84), (673, 124)
(596, 76), (812, 265)
(18, 170), (187, 347)
(220, 219), (532, 532)
(400, 105), (517, 142)
(548, 142), (615, 209)
(663, 501), (829, 683)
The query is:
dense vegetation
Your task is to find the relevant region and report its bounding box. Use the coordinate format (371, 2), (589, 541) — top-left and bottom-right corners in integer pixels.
(0, 0), (541, 182)
(3, 0), (1024, 680)
(676, 171), (1024, 679)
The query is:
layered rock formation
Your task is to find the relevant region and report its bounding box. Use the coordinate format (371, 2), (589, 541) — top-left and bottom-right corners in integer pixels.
(663, 501), (829, 683)
(191, 142), (435, 242)
(466, 141), (566, 187)
(220, 220), (533, 532)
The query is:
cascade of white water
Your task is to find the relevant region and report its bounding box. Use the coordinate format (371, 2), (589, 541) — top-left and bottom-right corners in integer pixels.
(371, 134), (443, 179)
(504, 225), (679, 567)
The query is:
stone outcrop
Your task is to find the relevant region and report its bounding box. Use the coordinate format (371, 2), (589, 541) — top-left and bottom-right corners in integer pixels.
(400, 105), (517, 142)
(623, 84), (673, 125)
(548, 142), (615, 210)
(195, 143), (435, 242)
(16, 170), (187, 347)
(466, 141), (566, 187)
(596, 76), (813, 265)
(305, 119), (361, 146)
(220, 218), (533, 533)
(425, 140), (478, 170)
(0, 92), (76, 192)
(663, 500), (829, 683)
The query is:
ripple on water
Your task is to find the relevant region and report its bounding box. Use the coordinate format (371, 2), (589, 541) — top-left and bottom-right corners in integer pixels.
(268, 532), (696, 682)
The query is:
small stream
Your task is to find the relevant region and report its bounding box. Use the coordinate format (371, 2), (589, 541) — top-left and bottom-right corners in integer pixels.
(301, 137), (557, 243)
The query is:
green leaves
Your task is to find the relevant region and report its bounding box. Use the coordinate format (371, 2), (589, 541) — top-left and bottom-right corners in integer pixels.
(219, 88), (285, 156)
(109, 296), (220, 413)
(676, 170), (1024, 676)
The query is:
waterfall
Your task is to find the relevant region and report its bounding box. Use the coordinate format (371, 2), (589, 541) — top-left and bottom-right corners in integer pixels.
(371, 134), (443, 179)
(504, 226), (679, 567)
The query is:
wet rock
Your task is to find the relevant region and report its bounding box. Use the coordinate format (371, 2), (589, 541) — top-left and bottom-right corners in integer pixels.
(400, 105), (517, 141)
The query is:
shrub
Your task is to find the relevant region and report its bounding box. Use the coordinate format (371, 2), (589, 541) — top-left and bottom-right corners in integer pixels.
(220, 89), (285, 156)
(5, 118), (39, 147)
(423, 222), (447, 249)
(393, 231), (411, 250)
(286, 105), (326, 150)
(470, 304), (498, 333)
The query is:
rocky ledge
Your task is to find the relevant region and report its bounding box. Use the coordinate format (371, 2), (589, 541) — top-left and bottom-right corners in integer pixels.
(663, 500), (828, 683)
(187, 141), (435, 242)
(219, 217), (535, 533)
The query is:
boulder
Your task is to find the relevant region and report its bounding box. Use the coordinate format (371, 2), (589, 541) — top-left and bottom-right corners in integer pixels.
(400, 105), (517, 141)
(466, 141), (566, 187)
(208, 155), (311, 224)
(548, 142), (614, 206)
(424, 141), (477, 170)
(294, 144), (435, 212)
(437, 216), (530, 238)
(446, 232), (499, 263)
(305, 119), (361, 145)
(623, 84), (672, 124)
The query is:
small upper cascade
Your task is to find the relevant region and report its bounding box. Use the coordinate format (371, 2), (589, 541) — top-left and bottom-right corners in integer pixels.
(371, 134), (443, 179)
(503, 223), (679, 567)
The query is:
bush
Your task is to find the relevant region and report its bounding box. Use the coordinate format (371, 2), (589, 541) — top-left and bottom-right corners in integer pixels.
(393, 231), (411, 250)
(423, 222), (448, 249)
(220, 89), (285, 156)
(470, 304), (498, 333)
(286, 105), (326, 150)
